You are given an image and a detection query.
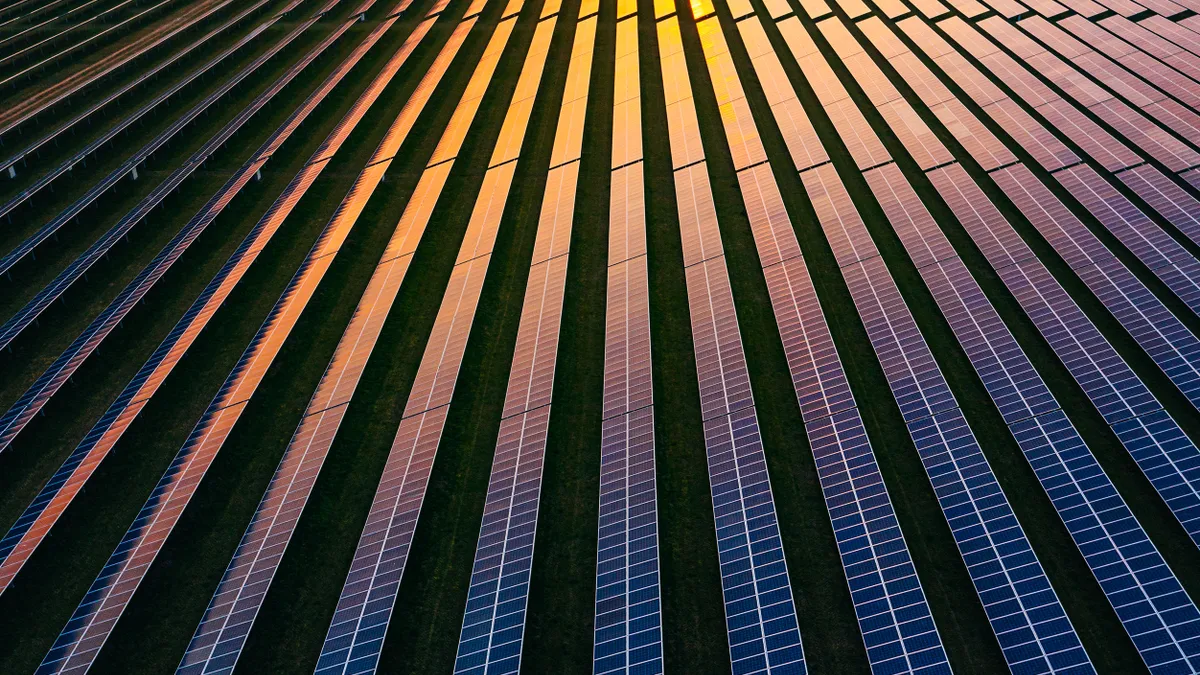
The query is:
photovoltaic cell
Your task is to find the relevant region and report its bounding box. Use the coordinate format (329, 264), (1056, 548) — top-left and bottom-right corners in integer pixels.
(0, 0), (279, 223)
(1056, 164), (1200, 317)
(595, 19), (661, 668)
(713, 17), (952, 659)
(176, 9), (526, 675)
(873, 162), (1200, 658)
(0, 0), (426, 611)
(454, 10), (599, 674)
(0, 5), (344, 352)
(0, 0), (238, 139)
(0, 2), (421, 460)
(810, 189), (1090, 672)
(660, 16), (806, 674)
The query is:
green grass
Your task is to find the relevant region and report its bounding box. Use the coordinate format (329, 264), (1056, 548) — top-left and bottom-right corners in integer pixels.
(521, 2), (613, 670)
(636, 5), (734, 672)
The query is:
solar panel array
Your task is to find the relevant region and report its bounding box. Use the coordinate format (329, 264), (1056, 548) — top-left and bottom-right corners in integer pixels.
(0, 0), (386, 594)
(0, 0), (108, 54)
(594, 7), (664, 675)
(726, 14), (955, 675)
(935, 16), (1200, 320)
(0, 0), (239, 138)
(877, 11), (1200, 550)
(0, 0), (345, 455)
(22, 1), (474, 672)
(303, 9), (547, 673)
(0, 0), (272, 179)
(453, 8), (595, 674)
(0, 0), (283, 226)
(826, 10), (1200, 671)
(771, 15), (1102, 673)
(657, 13), (807, 675)
(174, 7), (531, 675)
(0, 0), (337, 349)
(11, 0), (1200, 671)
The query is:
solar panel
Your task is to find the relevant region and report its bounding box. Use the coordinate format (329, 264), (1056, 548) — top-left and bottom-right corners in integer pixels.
(452, 11), (605, 673)
(928, 166), (1033, 269)
(869, 0), (911, 19)
(936, 166), (1200, 549)
(0, 2), (330, 285)
(595, 38), (661, 663)
(595, 405), (662, 675)
(1008, 410), (1200, 672)
(924, 257), (1059, 424)
(937, 18), (1167, 174)
(0, 0), (234, 139)
(675, 163), (726, 269)
(19, 0), (1200, 667)
(800, 0), (833, 19)
(751, 18), (1110, 654)
(765, 255), (860, 421)
(1141, 15), (1200, 56)
(827, 234), (1089, 672)
(0, 0), (272, 180)
(1118, 165), (1200, 250)
(737, 18), (828, 170)
(701, 16), (956, 655)
(0, 0), (451, 471)
(1104, 15), (1200, 83)
(864, 165), (957, 269)
(1088, 98), (1200, 171)
(800, 164), (879, 268)
(0, 0), (145, 72)
(613, 22), (643, 169)
(173, 9), (532, 674)
(0, 0), (437, 598)
(1056, 164), (1200, 316)
(19, 0), (468, 670)
(659, 17), (807, 674)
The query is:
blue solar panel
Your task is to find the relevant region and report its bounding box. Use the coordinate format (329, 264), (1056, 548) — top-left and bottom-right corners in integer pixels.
(1112, 410), (1200, 543)
(990, 165), (1200, 415)
(807, 411), (951, 675)
(884, 151), (1200, 672)
(1011, 410), (1200, 672)
(595, 407), (663, 675)
(801, 152), (1087, 673)
(657, 17), (807, 673)
(1056, 165), (1200, 319)
(703, 408), (805, 675)
(595, 50), (663, 667)
(910, 410), (1089, 672)
(717, 18), (950, 667)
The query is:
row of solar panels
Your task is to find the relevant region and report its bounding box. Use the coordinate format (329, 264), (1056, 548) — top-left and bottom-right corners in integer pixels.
(9, 0), (1200, 672)
(0, 0), (271, 218)
(0, 0), (243, 138)
(0, 0), (114, 59)
(778, 4), (1200, 670)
